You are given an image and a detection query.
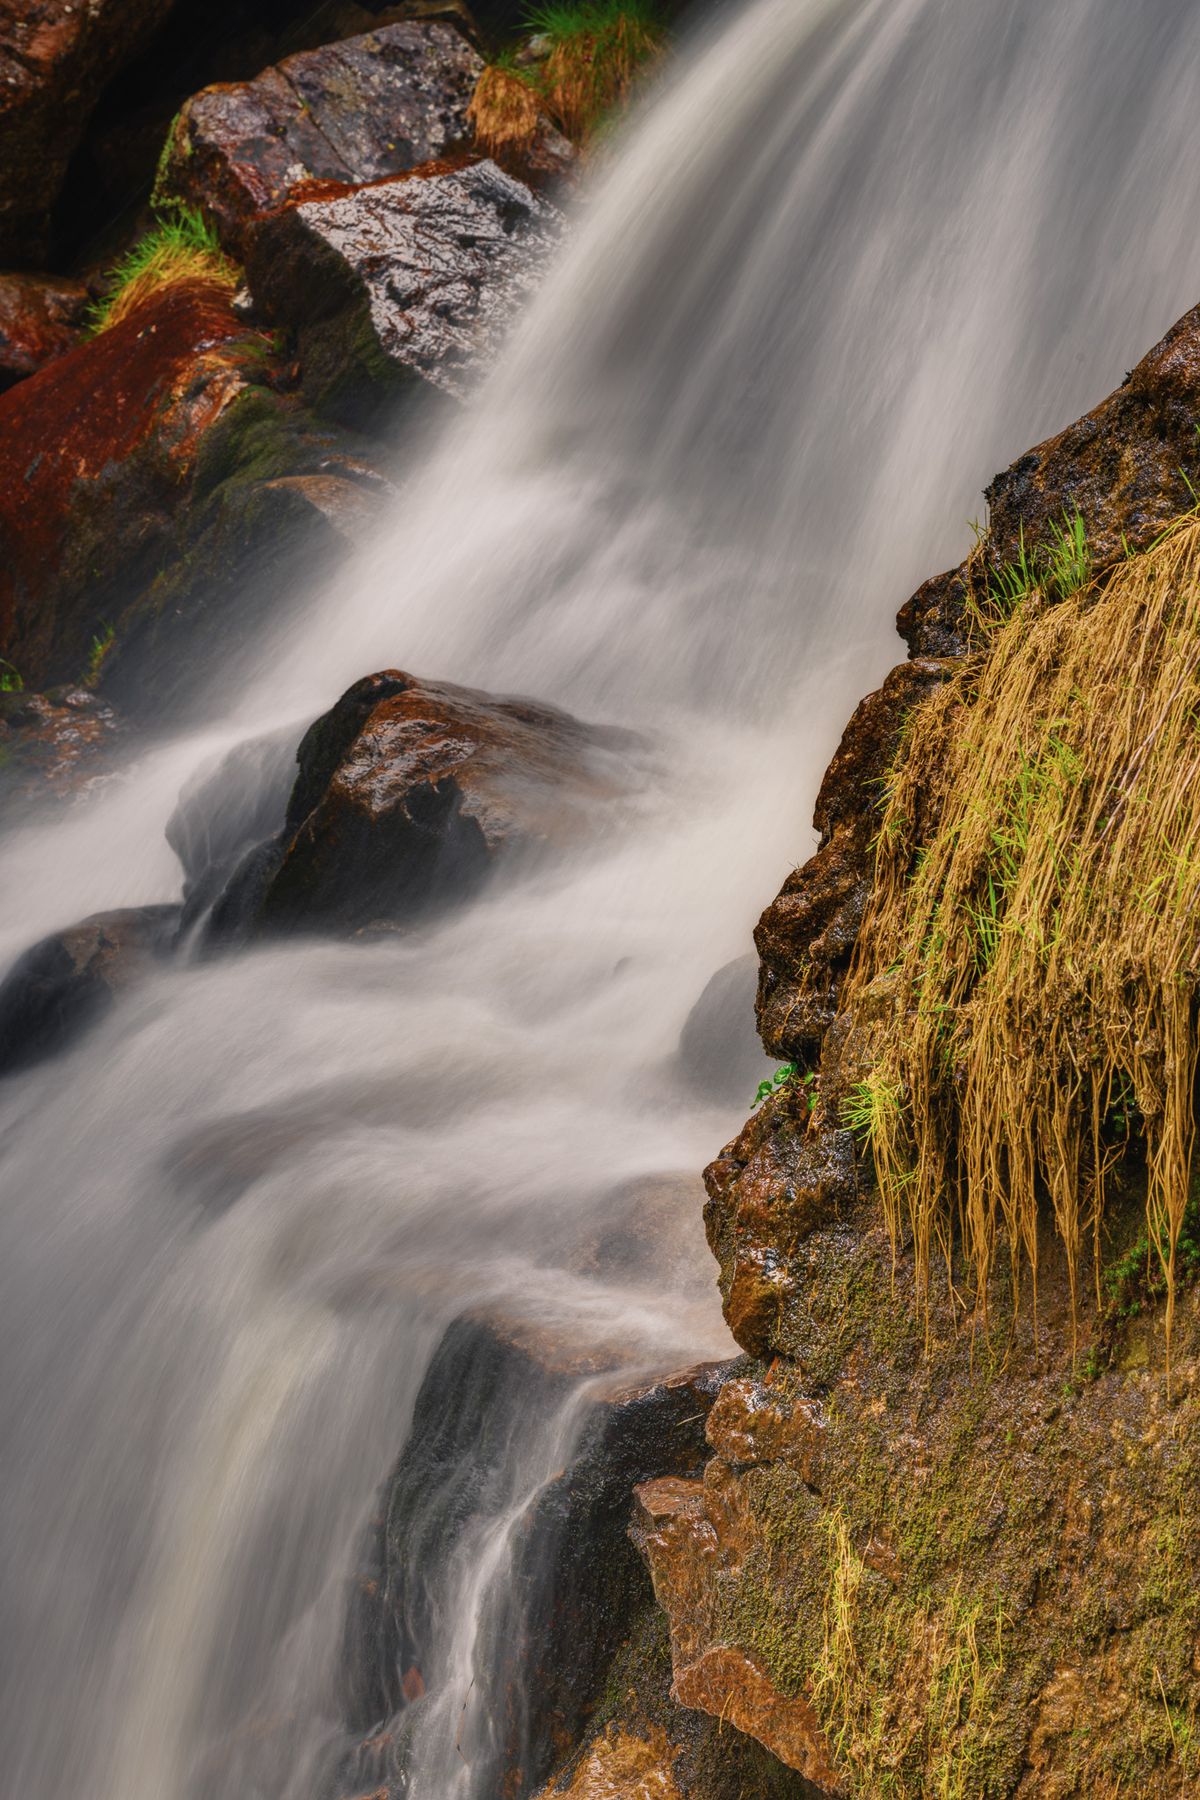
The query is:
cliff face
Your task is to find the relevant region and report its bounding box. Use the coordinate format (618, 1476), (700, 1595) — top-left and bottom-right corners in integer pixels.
(548, 304), (1200, 1799)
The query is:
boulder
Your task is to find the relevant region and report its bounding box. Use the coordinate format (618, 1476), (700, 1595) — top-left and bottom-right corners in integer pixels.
(0, 0), (174, 263)
(246, 158), (560, 423)
(155, 21), (486, 258)
(203, 669), (636, 939)
(0, 905), (178, 1075)
(0, 278), (389, 711)
(0, 272), (89, 392)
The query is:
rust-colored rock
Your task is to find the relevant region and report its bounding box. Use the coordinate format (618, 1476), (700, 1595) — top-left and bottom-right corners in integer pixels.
(0, 272), (89, 391)
(0, 0), (174, 262)
(202, 669), (638, 938)
(156, 22), (486, 257)
(632, 1474), (841, 1794)
(0, 279), (387, 707)
(533, 1726), (683, 1798)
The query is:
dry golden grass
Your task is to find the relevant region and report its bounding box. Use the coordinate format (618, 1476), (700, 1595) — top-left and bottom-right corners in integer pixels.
(843, 514), (1200, 1358)
(91, 209), (238, 334)
(539, 7), (662, 144)
(468, 64), (543, 160)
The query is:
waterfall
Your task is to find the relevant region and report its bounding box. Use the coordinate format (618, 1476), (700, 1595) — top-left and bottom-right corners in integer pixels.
(4, 0), (1200, 1795)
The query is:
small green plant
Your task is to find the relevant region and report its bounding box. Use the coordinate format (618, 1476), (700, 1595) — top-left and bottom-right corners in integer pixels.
(88, 205), (238, 335)
(1103, 1190), (1200, 1322)
(754, 1061), (801, 1107)
(85, 623), (116, 687)
(967, 509), (1092, 633)
(0, 659), (23, 693)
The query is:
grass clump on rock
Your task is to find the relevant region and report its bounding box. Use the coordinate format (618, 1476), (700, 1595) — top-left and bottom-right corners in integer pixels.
(842, 511), (1200, 1357)
(470, 2), (664, 155)
(89, 207), (238, 334)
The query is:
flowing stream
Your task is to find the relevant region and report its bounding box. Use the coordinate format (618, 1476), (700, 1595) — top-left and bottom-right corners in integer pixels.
(5, 1), (1200, 1795)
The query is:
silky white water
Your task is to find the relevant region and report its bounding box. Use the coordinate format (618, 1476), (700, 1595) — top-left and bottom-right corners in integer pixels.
(4, 0), (1200, 1795)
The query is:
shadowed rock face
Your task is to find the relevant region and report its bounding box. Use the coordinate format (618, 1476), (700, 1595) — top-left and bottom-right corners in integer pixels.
(0, 686), (122, 819)
(0, 273), (89, 392)
(196, 669), (639, 939)
(156, 21), (486, 257)
(0, 0), (174, 262)
(247, 158), (561, 423)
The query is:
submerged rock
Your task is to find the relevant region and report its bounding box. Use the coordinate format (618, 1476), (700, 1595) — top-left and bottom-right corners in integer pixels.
(247, 158), (560, 423)
(156, 21), (486, 258)
(204, 669), (636, 939)
(0, 905), (178, 1075)
(0, 279), (388, 709)
(0, 0), (173, 262)
(0, 273), (89, 392)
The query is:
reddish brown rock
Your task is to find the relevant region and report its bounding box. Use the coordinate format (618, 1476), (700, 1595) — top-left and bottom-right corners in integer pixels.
(0, 0), (174, 262)
(754, 659), (952, 1064)
(202, 669), (637, 938)
(0, 272), (89, 391)
(155, 22), (486, 257)
(632, 1474), (842, 1794)
(0, 278), (387, 708)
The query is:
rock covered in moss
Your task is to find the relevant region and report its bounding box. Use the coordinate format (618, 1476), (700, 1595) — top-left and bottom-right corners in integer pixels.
(0, 272), (90, 391)
(668, 293), (1200, 1797)
(196, 668), (637, 938)
(0, 0), (175, 262)
(155, 21), (486, 257)
(246, 158), (560, 422)
(0, 278), (389, 709)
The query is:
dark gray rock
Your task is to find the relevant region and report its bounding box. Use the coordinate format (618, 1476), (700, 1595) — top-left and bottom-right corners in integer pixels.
(247, 159), (561, 424)
(0, 905), (179, 1075)
(155, 21), (486, 257)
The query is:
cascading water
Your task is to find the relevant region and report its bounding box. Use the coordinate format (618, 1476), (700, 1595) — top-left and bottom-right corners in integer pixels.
(4, 0), (1200, 1795)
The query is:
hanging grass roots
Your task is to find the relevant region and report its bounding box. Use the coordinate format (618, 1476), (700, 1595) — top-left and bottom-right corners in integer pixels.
(842, 511), (1200, 1363)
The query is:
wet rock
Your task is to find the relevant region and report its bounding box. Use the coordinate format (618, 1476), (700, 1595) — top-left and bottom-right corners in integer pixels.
(532, 1725), (684, 1799)
(0, 273), (89, 392)
(754, 660), (951, 1064)
(0, 0), (174, 262)
(0, 279), (388, 709)
(208, 669), (636, 939)
(0, 905), (178, 1075)
(165, 724), (303, 934)
(899, 302), (1200, 659)
(340, 1307), (730, 1797)
(0, 686), (122, 818)
(631, 1473), (842, 1794)
(247, 158), (560, 424)
(677, 955), (770, 1105)
(156, 22), (485, 258)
